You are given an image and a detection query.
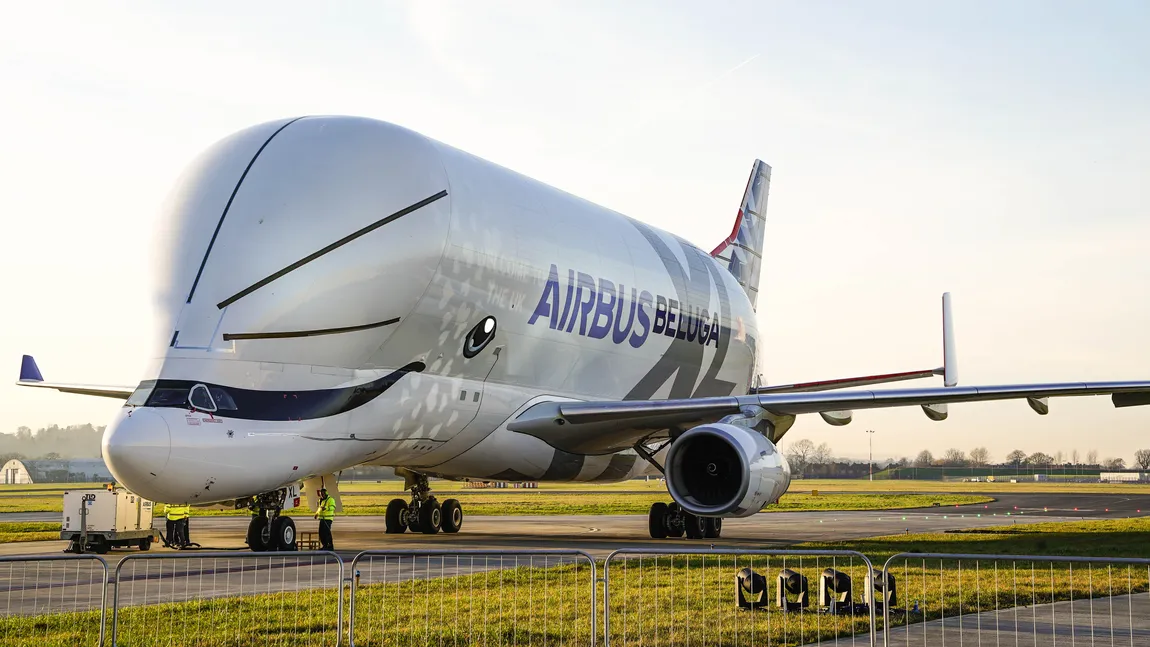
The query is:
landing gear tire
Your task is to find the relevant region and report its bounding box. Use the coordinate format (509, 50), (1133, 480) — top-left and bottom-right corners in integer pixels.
(272, 516), (297, 551)
(684, 512), (706, 539)
(666, 503), (685, 538)
(441, 499), (463, 533)
(703, 516), (722, 539)
(385, 499), (409, 534)
(648, 502), (669, 539)
(247, 516), (270, 551)
(418, 499), (442, 534)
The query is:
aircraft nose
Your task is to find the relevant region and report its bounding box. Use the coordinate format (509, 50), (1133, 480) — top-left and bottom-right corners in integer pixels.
(102, 409), (171, 493)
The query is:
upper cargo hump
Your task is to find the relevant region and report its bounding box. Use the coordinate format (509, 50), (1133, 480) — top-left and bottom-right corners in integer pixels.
(710, 160), (771, 311)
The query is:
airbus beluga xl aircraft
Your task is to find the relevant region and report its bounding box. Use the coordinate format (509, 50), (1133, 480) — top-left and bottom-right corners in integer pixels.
(17, 115), (1150, 550)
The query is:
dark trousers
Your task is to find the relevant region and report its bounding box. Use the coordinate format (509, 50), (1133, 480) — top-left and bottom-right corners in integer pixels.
(169, 519), (187, 547)
(165, 519), (175, 546)
(178, 518), (190, 546)
(318, 519), (333, 550)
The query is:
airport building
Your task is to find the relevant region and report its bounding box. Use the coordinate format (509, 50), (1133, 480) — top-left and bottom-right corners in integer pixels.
(1, 458), (113, 484)
(1100, 471), (1150, 483)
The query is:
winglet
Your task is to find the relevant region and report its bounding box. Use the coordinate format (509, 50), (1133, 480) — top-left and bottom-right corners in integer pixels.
(942, 292), (957, 387)
(19, 355), (44, 382)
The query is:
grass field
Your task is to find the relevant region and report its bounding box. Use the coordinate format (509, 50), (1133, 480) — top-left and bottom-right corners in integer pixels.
(4, 518), (1147, 647)
(0, 522), (58, 543)
(0, 488), (992, 517)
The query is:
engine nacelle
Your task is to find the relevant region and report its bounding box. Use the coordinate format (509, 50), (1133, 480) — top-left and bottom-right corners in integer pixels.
(664, 423), (791, 518)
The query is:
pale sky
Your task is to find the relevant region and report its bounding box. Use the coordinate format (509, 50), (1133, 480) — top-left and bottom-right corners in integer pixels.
(1, 1), (1148, 465)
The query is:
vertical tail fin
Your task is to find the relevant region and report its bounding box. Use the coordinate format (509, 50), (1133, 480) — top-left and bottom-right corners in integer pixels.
(711, 160), (771, 310)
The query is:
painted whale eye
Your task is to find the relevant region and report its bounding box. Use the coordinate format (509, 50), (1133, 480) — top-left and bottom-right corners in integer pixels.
(463, 316), (497, 358)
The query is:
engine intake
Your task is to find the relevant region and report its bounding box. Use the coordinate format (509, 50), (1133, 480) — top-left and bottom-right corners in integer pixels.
(664, 423), (791, 518)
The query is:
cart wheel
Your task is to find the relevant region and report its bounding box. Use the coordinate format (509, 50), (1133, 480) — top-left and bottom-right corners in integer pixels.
(89, 537), (109, 555)
(138, 537), (152, 551)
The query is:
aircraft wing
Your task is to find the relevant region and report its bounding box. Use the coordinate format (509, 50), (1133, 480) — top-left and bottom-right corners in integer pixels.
(506, 380), (1150, 454)
(506, 293), (1150, 454)
(15, 355), (134, 400)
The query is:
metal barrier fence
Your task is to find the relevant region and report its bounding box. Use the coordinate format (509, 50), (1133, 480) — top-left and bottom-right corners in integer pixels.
(0, 554), (109, 647)
(111, 551), (343, 647)
(879, 553), (1150, 646)
(348, 549), (597, 647)
(6, 550), (1150, 646)
(604, 549), (878, 647)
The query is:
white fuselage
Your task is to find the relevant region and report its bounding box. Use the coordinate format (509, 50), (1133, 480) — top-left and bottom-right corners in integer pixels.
(102, 116), (761, 505)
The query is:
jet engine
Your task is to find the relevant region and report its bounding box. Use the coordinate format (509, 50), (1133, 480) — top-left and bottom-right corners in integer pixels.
(664, 423), (791, 518)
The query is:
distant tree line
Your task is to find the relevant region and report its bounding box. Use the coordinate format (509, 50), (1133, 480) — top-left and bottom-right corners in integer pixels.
(0, 424), (105, 464)
(782, 439), (880, 478)
(783, 439), (1150, 478)
(894, 447), (1147, 471)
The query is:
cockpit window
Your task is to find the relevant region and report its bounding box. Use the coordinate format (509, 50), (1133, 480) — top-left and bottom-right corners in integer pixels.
(208, 387), (237, 411)
(189, 384), (216, 412)
(125, 380), (157, 407)
(147, 387), (190, 408)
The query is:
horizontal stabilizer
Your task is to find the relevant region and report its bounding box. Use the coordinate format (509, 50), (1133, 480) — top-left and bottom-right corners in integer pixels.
(753, 292), (957, 395)
(15, 354), (134, 400)
(753, 368), (942, 394)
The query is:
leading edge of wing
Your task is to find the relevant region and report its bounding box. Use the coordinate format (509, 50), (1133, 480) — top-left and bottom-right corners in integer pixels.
(508, 379), (1150, 436)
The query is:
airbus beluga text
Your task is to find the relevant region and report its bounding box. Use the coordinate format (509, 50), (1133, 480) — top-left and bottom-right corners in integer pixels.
(18, 115), (1150, 550)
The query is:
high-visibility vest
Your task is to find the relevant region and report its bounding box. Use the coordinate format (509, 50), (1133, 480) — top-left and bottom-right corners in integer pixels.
(166, 504), (190, 521)
(317, 496), (336, 520)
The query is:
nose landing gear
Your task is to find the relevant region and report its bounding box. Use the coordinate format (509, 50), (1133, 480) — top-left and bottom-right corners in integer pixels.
(243, 489), (299, 552)
(384, 469), (463, 535)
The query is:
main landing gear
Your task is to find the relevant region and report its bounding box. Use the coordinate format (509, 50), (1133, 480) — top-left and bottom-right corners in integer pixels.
(648, 501), (722, 540)
(244, 490), (298, 552)
(385, 469), (463, 535)
(633, 440), (723, 540)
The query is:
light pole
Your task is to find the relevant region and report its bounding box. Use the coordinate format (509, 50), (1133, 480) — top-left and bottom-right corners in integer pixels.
(865, 430), (875, 481)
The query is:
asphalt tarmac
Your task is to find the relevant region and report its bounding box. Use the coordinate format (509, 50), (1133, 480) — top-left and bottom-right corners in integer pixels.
(3, 492), (1148, 557)
(1, 492), (1146, 618)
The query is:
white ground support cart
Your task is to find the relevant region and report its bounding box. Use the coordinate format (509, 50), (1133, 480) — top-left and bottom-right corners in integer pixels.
(61, 487), (156, 554)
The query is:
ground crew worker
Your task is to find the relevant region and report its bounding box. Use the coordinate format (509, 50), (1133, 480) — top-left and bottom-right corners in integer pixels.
(165, 503), (191, 548)
(178, 504), (192, 547)
(164, 504), (177, 548)
(313, 488), (335, 551)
